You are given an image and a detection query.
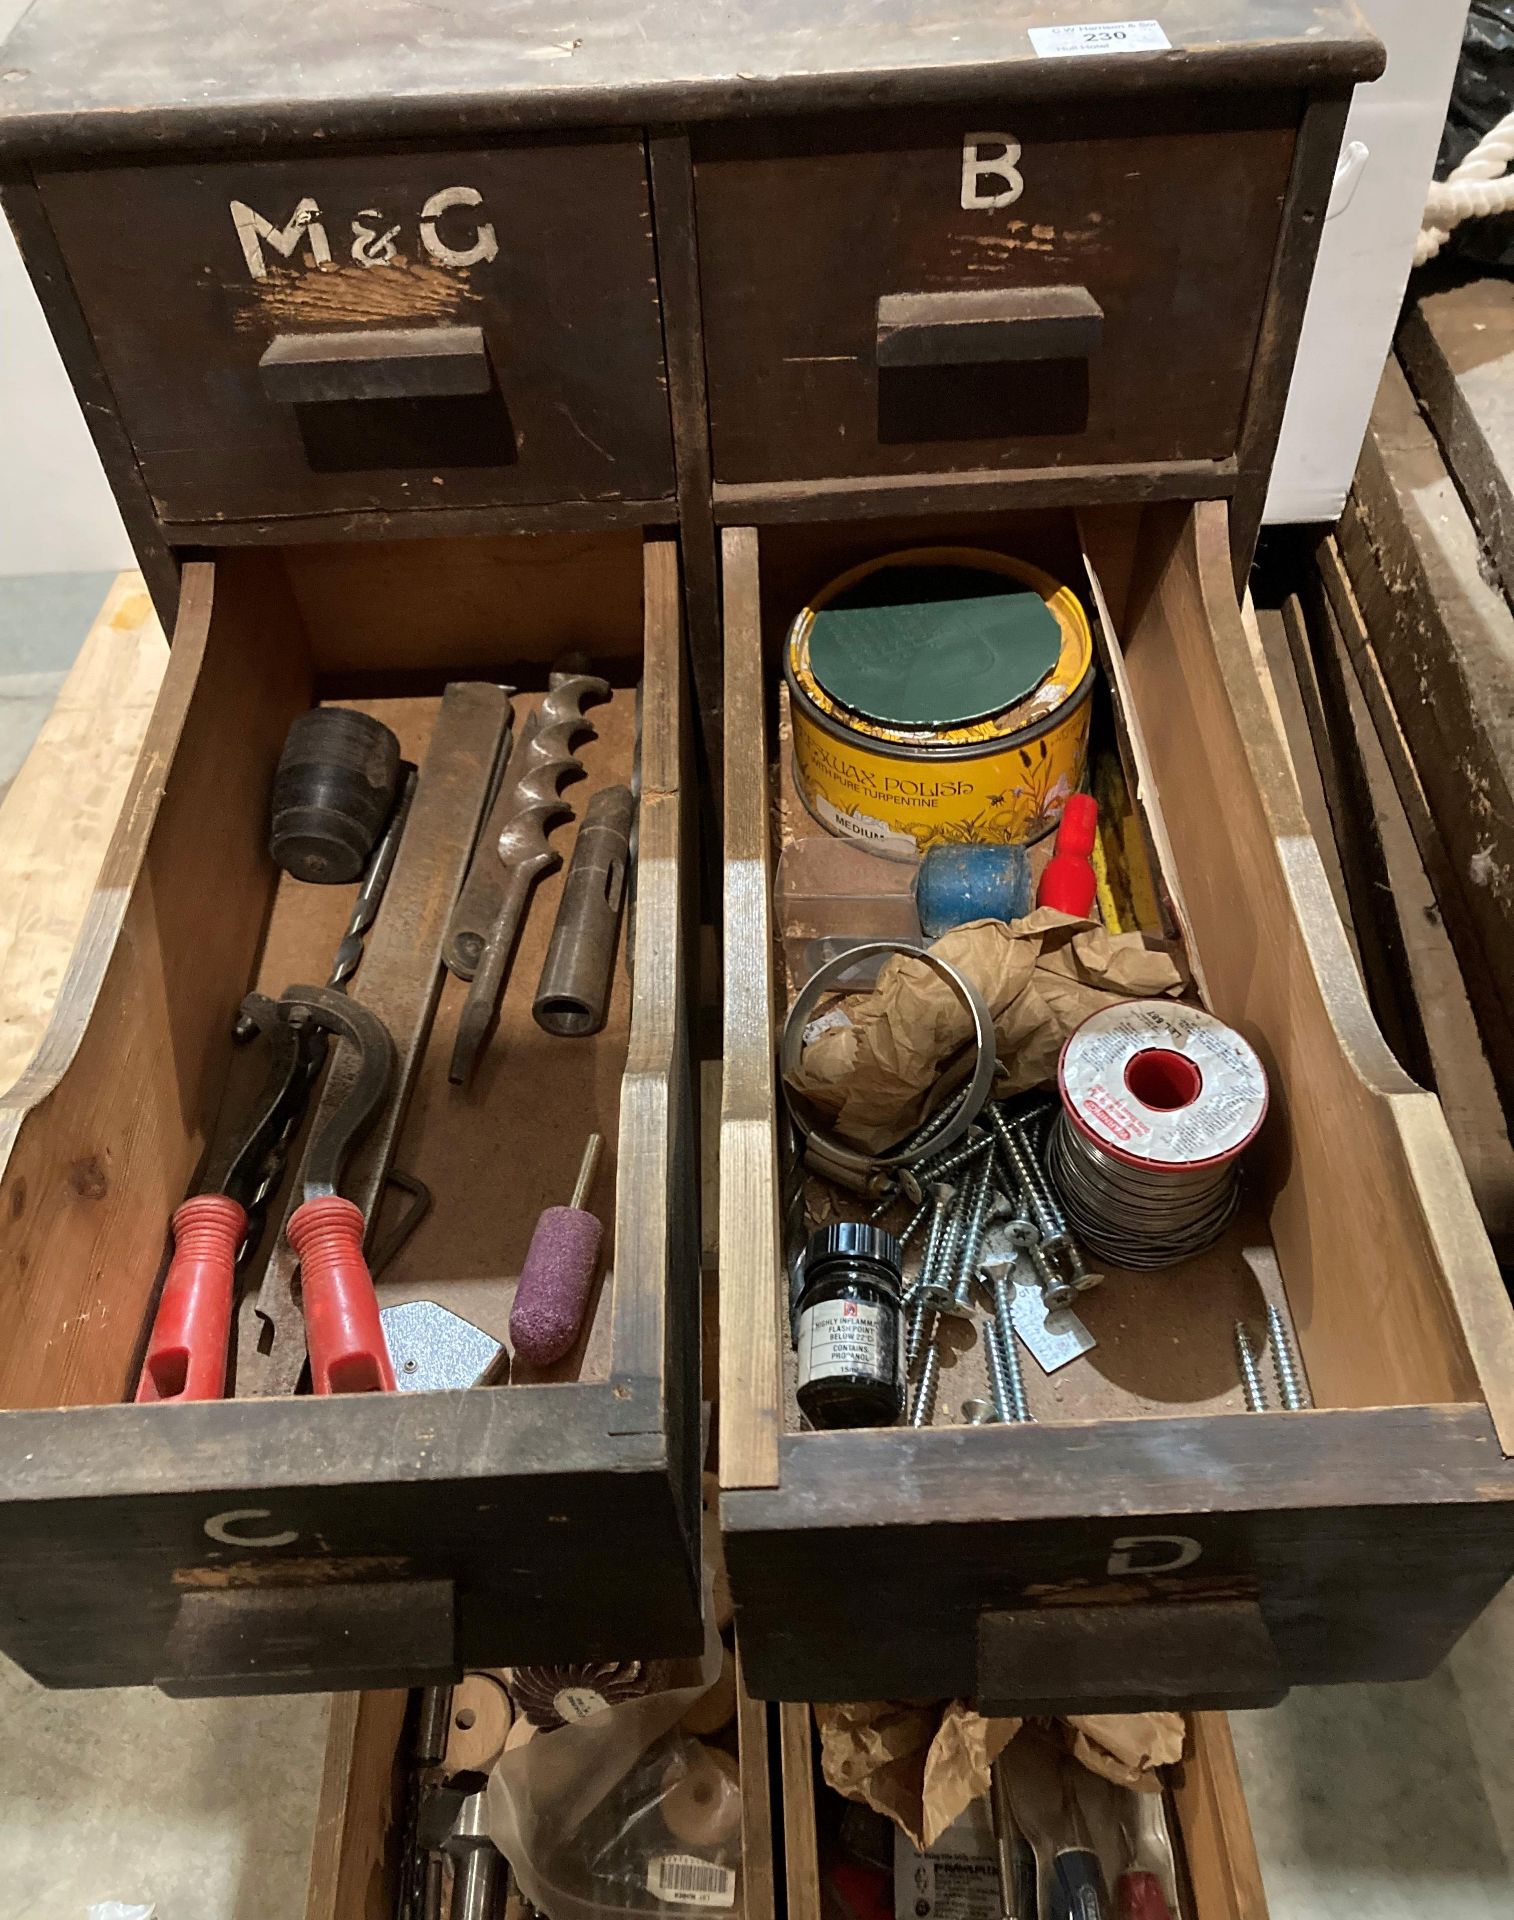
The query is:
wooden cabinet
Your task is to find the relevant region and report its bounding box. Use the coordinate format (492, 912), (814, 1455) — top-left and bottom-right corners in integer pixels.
(10, 0), (1501, 1730)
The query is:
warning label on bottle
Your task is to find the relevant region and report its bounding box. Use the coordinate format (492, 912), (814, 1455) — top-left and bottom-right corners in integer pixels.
(797, 1297), (895, 1385)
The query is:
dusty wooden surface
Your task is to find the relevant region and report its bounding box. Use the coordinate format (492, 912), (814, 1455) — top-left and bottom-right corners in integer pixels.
(0, 572), (166, 1095)
(0, 2), (1383, 159)
(1398, 276), (1514, 601)
(1340, 358), (1514, 1113)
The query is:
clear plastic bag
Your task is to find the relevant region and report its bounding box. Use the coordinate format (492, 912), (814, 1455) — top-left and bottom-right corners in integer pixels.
(487, 1578), (738, 1920)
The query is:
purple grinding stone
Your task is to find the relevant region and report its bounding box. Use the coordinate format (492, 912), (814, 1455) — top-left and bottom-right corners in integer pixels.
(509, 1206), (604, 1365)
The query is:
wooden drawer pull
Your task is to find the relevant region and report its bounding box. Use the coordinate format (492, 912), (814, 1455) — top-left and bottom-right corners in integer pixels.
(157, 1578), (457, 1696)
(875, 286), (1104, 368)
(976, 1599), (1285, 1716)
(257, 325), (491, 403)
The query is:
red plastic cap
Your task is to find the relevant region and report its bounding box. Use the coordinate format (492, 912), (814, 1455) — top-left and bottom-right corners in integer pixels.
(1036, 793), (1099, 917)
(1057, 791), (1099, 857)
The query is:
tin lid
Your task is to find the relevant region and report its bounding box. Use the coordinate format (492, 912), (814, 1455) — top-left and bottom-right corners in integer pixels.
(807, 563), (1062, 730)
(801, 1221), (903, 1276)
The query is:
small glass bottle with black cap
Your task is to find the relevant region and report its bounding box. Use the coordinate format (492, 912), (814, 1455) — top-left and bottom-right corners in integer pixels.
(794, 1222), (905, 1429)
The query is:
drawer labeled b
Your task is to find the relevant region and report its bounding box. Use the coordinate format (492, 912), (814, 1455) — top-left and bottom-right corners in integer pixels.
(693, 101), (1296, 493)
(36, 137), (676, 527)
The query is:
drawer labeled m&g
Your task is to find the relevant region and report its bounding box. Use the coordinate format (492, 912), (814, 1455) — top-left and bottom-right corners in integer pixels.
(35, 141), (676, 524)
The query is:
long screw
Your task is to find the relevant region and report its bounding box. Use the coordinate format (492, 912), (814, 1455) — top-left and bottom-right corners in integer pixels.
(895, 1081), (974, 1161)
(910, 1166), (982, 1426)
(1234, 1322), (1269, 1411)
(917, 1131), (993, 1183)
(952, 1159), (997, 1309)
(988, 1106), (1097, 1294)
(906, 1183), (956, 1368)
(897, 1198), (932, 1250)
(990, 1268), (1024, 1411)
(984, 1313), (1032, 1423)
(904, 1131), (992, 1205)
(1266, 1303), (1308, 1410)
(910, 1343), (941, 1427)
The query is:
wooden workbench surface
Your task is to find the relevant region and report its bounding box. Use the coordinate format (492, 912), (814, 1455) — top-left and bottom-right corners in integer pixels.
(0, 573), (165, 1095)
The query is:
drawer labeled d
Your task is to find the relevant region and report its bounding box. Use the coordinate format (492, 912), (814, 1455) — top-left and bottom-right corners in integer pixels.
(36, 138), (675, 527)
(0, 529), (698, 1693)
(718, 501), (1514, 1710)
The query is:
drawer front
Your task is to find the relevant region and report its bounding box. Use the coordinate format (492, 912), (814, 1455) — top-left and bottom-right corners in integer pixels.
(36, 138), (675, 525)
(0, 534), (699, 1692)
(718, 504), (1514, 1711)
(694, 102), (1296, 487)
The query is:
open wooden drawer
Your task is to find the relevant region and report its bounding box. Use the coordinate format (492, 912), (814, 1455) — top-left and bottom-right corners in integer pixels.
(0, 528), (700, 1692)
(778, 1702), (1271, 1920)
(718, 498), (1514, 1708)
(303, 1654), (776, 1920)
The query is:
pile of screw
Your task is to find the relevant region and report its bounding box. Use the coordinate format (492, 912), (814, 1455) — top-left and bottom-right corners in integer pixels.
(1234, 1305), (1309, 1411)
(877, 1098), (1102, 1428)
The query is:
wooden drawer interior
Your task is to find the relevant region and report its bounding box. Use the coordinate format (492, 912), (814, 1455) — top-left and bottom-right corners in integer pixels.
(304, 1651), (775, 1920)
(718, 498), (1514, 1705)
(693, 101), (1295, 490)
(777, 1702), (1269, 1920)
(36, 137), (676, 527)
(0, 527), (700, 1689)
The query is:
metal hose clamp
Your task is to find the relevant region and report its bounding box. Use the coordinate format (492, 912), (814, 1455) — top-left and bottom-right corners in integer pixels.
(780, 940), (997, 1181)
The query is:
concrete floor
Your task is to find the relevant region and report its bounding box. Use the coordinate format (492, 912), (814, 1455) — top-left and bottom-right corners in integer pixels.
(0, 574), (1509, 1919)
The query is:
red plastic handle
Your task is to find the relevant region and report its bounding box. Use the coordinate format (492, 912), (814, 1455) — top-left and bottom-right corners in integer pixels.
(135, 1193), (245, 1403)
(1116, 1870), (1175, 1920)
(287, 1195), (397, 1394)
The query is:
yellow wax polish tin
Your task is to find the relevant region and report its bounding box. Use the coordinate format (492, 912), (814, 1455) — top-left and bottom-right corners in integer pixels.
(784, 547), (1095, 861)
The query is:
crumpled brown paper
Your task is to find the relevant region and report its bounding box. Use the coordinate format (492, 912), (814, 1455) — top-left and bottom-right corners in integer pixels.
(814, 1703), (1184, 1844)
(814, 1700), (1021, 1850)
(788, 910), (1188, 1152)
(1064, 1712), (1186, 1789)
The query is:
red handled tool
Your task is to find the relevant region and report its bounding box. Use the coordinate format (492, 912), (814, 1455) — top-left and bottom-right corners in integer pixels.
(136, 984), (398, 1401)
(276, 986), (398, 1395)
(136, 997), (310, 1403)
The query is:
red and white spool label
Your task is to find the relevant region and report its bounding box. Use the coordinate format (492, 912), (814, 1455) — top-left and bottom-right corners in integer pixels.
(1058, 1001), (1267, 1170)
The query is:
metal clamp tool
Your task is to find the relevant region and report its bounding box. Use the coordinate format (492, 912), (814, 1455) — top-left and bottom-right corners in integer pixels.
(136, 984), (398, 1401)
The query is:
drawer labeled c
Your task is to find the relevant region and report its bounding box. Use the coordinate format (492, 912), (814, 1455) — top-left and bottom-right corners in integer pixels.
(693, 102), (1297, 492)
(0, 529), (698, 1692)
(36, 139), (676, 526)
